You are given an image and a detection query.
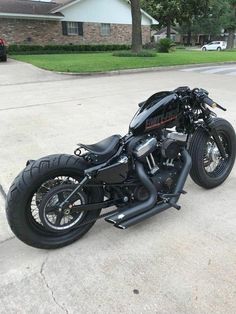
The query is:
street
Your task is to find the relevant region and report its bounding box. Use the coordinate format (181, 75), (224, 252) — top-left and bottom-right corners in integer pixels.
(0, 59), (236, 314)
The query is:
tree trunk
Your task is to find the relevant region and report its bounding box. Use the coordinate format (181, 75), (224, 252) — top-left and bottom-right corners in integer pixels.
(186, 21), (192, 46)
(227, 29), (235, 49)
(131, 0), (142, 53)
(166, 21), (171, 39)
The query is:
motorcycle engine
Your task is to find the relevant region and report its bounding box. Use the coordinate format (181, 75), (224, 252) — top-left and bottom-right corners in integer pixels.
(131, 132), (187, 200)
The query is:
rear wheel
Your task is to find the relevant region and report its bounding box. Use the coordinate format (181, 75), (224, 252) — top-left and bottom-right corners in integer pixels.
(202, 47), (207, 51)
(189, 118), (236, 189)
(6, 154), (103, 249)
(217, 47), (221, 51)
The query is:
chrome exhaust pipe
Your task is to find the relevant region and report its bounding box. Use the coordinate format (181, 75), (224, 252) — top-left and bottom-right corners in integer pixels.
(115, 149), (192, 229)
(105, 160), (158, 225)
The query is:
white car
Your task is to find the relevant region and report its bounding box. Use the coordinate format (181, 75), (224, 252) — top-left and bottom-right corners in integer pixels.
(202, 41), (227, 51)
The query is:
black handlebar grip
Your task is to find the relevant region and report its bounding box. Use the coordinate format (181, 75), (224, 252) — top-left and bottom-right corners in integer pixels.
(203, 97), (227, 111)
(203, 97), (216, 107)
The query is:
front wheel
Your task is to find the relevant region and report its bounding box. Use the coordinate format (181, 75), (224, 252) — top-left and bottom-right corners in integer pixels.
(189, 118), (236, 189)
(6, 154), (103, 249)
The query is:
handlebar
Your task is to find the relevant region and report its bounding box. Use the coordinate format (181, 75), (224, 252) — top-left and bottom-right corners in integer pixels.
(175, 87), (226, 112)
(200, 95), (226, 111)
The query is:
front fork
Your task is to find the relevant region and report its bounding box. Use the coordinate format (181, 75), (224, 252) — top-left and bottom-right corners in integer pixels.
(205, 117), (227, 159)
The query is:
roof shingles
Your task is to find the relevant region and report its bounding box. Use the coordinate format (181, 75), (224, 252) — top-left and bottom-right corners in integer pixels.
(0, 0), (60, 16)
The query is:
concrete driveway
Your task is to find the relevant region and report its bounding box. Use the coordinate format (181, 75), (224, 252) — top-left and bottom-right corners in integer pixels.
(0, 60), (235, 314)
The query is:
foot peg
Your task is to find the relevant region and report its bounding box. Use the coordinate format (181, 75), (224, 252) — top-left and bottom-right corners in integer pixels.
(169, 202), (181, 210)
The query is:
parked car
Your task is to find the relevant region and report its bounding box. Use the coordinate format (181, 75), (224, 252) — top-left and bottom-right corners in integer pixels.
(0, 38), (7, 62)
(201, 41), (227, 51)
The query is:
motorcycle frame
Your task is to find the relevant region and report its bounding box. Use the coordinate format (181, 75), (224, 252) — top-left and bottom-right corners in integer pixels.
(42, 89), (227, 225)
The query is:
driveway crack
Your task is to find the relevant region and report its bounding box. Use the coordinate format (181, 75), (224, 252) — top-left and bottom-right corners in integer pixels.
(0, 236), (15, 245)
(40, 256), (69, 314)
(0, 184), (6, 199)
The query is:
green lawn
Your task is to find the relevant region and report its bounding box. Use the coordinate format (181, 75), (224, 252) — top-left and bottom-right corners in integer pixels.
(12, 50), (236, 73)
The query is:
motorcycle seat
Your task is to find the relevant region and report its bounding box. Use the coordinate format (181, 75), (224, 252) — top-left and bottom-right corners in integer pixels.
(78, 135), (121, 163)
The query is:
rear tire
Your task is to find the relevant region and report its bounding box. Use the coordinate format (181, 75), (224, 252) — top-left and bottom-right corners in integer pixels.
(6, 154), (103, 249)
(189, 118), (236, 189)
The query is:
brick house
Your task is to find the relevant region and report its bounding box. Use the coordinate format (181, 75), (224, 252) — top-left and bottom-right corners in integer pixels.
(0, 0), (158, 45)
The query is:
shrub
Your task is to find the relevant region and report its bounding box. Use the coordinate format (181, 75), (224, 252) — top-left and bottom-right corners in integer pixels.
(113, 50), (156, 57)
(157, 38), (176, 53)
(8, 44), (131, 55)
(143, 42), (158, 50)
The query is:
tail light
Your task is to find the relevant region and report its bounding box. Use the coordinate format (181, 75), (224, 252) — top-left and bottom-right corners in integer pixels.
(0, 38), (5, 45)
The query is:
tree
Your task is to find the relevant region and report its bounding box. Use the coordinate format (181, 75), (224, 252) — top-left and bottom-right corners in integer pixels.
(181, 0), (236, 47)
(140, 0), (157, 18)
(194, 0), (227, 37)
(178, 0), (211, 45)
(141, 0), (179, 38)
(220, 0), (236, 49)
(141, 0), (229, 46)
(130, 0), (142, 52)
(178, 0), (226, 45)
(156, 1), (180, 38)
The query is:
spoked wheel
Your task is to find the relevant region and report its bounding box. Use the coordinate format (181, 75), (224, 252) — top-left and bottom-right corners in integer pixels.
(189, 118), (236, 189)
(203, 134), (230, 177)
(6, 154), (103, 249)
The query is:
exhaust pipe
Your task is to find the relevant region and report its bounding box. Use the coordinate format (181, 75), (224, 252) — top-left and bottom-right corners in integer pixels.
(116, 149), (192, 229)
(116, 202), (170, 229)
(105, 160), (158, 225)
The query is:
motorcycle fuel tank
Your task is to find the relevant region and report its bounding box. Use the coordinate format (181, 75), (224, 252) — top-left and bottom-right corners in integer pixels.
(129, 91), (181, 135)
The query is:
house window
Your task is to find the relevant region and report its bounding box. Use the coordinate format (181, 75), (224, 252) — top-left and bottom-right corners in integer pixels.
(68, 22), (79, 35)
(62, 21), (83, 36)
(101, 23), (111, 36)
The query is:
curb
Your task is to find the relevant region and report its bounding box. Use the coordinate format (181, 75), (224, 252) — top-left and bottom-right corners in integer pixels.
(54, 61), (236, 77)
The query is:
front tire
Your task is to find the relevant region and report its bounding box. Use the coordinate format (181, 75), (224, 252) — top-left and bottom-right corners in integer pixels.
(189, 118), (236, 189)
(6, 154), (103, 249)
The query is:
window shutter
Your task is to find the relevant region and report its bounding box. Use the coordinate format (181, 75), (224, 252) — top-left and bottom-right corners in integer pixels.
(62, 22), (68, 35)
(78, 22), (84, 36)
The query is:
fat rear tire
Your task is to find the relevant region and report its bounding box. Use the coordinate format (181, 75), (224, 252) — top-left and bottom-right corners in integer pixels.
(189, 118), (236, 189)
(6, 154), (103, 249)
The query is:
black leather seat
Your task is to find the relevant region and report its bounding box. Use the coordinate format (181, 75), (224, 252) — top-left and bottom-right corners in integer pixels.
(79, 135), (121, 163)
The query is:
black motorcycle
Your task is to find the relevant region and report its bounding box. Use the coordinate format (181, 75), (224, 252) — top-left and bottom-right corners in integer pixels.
(6, 87), (236, 249)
